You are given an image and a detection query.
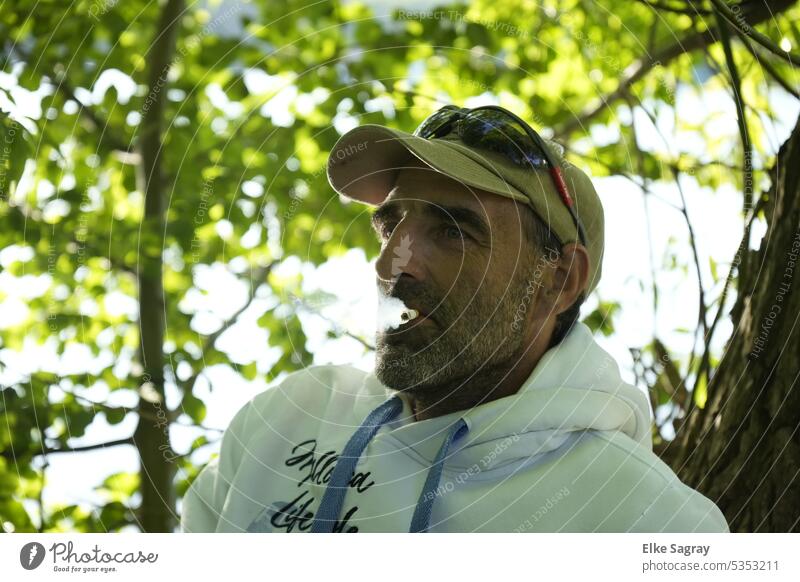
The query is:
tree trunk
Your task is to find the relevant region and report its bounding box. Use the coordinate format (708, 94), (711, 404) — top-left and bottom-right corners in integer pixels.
(669, 115), (800, 532)
(133, 0), (185, 533)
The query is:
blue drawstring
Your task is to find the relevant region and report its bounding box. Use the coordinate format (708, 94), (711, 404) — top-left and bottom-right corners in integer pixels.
(310, 395), (469, 533)
(409, 417), (468, 532)
(310, 395), (404, 532)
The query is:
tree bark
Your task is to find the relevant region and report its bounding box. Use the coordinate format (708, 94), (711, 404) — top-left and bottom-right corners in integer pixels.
(134, 0), (186, 533)
(669, 115), (800, 532)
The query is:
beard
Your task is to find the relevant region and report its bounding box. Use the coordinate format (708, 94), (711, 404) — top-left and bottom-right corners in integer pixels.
(374, 263), (535, 398)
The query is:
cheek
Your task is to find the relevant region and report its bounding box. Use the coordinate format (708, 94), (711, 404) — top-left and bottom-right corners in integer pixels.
(427, 245), (474, 283)
(502, 261), (551, 314)
(422, 238), (497, 300)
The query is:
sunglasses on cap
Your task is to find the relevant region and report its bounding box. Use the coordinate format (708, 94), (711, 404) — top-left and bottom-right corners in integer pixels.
(413, 105), (588, 246)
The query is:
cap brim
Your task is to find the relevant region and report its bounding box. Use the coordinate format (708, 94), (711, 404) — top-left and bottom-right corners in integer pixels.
(327, 125), (530, 206)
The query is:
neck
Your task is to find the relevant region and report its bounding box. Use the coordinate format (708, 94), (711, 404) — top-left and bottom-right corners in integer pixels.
(406, 350), (541, 421)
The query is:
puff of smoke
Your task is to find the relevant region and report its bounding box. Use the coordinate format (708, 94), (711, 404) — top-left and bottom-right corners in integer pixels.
(377, 292), (419, 332)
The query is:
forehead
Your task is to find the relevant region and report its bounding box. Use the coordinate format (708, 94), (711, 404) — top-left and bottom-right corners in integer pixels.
(386, 161), (520, 222)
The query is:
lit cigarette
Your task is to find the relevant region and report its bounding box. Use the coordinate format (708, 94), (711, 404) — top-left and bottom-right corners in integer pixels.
(400, 309), (419, 322)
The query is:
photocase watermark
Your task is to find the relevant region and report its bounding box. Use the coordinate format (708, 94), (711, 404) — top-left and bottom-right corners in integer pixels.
(20, 542), (46, 570)
(139, 372), (178, 463)
(87, 0), (119, 21)
(152, 399), (178, 463)
(743, 148), (754, 206)
(22, 541), (159, 574)
(512, 486), (571, 532)
(189, 177), (214, 264)
(283, 188), (303, 222)
(564, 15), (676, 105)
(141, 3), (243, 115)
(420, 433), (521, 502)
(750, 224), (799, 359)
(595, 353), (614, 379)
(728, 2), (753, 35)
(328, 139), (368, 169)
(0, 116), (20, 201)
(390, 233), (413, 279)
(19, 540), (159, 573)
(396, 9), (530, 40)
(571, 28), (625, 78)
(455, 77), (494, 95)
(280, 139), (370, 225)
(46, 239), (59, 331)
(511, 245), (560, 332)
(382, 355), (411, 370)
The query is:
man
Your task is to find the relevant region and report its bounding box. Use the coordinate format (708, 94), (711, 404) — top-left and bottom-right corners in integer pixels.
(181, 105), (729, 533)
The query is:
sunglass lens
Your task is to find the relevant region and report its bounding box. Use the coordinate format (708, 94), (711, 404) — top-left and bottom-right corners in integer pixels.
(460, 110), (545, 167)
(414, 105), (462, 138)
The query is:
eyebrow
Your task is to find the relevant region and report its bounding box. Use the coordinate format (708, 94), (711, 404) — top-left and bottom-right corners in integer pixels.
(370, 200), (402, 233)
(371, 200), (491, 240)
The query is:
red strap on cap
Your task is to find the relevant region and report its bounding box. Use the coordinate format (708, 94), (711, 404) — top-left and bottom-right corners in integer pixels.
(549, 167), (574, 208)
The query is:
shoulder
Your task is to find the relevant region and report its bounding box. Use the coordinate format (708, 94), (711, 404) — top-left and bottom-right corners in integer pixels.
(230, 363), (374, 432)
(217, 364), (378, 463)
(570, 431), (729, 532)
(182, 364), (377, 531)
(240, 364), (383, 414)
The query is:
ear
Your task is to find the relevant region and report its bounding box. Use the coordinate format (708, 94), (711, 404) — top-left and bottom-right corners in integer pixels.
(549, 242), (590, 315)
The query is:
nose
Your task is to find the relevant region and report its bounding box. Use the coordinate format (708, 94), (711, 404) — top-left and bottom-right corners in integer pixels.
(375, 219), (426, 282)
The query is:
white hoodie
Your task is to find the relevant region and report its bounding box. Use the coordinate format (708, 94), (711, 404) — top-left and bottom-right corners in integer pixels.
(181, 322), (729, 533)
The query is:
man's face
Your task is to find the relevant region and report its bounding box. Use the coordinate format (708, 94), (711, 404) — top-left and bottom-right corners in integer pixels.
(372, 161), (555, 395)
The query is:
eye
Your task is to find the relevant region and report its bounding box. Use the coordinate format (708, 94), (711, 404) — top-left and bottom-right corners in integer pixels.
(443, 225), (465, 240)
(379, 222), (397, 240)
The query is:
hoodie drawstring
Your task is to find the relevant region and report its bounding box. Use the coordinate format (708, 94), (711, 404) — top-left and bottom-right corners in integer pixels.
(408, 417), (468, 532)
(310, 395), (469, 533)
(311, 395), (403, 532)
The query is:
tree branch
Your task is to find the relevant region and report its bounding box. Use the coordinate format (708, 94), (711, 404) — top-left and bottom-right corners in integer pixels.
(710, 0), (800, 65)
(623, 94), (660, 334)
(52, 69), (131, 153)
(177, 262), (276, 398)
(716, 8), (754, 211)
(134, 0), (187, 534)
(290, 294), (376, 351)
(41, 437), (134, 455)
(0, 437), (133, 460)
(3, 44), (132, 154)
(555, 0), (797, 139)
(204, 263), (275, 354)
(735, 25), (800, 99)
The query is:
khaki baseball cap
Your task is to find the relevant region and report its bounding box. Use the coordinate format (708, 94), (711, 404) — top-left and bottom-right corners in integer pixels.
(326, 118), (604, 294)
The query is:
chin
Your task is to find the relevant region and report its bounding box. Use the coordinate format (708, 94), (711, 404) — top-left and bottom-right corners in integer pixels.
(374, 344), (411, 388)
(375, 348), (454, 393)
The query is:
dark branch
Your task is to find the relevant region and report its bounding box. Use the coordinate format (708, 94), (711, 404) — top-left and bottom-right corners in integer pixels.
(291, 294), (376, 351)
(0, 437), (133, 461)
(41, 437), (134, 455)
(556, 0), (797, 139)
(52, 70), (131, 153)
(716, 10), (754, 211)
(734, 25), (800, 99)
(710, 0), (800, 66)
(176, 262), (276, 399)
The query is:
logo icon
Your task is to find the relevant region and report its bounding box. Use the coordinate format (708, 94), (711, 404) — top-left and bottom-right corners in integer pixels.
(391, 234), (413, 279)
(20, 542), (46, 570)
